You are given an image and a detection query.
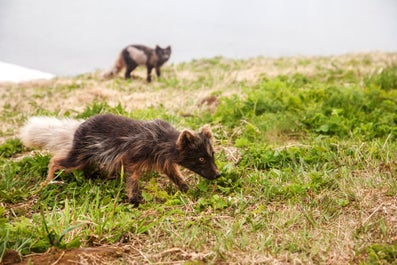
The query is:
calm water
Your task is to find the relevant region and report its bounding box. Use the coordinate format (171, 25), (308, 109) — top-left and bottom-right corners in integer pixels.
(1, 0), (396, 76)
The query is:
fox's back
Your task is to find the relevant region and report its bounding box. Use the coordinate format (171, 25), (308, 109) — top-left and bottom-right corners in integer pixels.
(73, 114), (179, 154)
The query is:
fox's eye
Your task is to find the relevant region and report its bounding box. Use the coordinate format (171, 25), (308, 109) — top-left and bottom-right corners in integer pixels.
(198, 157), (205, 163)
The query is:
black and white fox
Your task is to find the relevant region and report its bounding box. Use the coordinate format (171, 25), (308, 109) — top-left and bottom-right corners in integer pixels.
(104, 45), (171, 82)
(20, 114), (220, 206)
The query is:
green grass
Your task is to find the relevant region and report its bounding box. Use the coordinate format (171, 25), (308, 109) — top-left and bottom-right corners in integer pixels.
(0, 53), (397, 264)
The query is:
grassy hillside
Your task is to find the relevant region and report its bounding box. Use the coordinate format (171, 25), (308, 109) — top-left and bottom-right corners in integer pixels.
(1, 52), (397, 264)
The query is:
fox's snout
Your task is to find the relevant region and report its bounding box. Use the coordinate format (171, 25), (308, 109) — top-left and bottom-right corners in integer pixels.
(201, 166), (221, 180)
(214, 168), (221, 179)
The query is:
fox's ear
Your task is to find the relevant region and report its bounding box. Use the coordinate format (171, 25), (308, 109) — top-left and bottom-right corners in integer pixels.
(177, 130), (197, 149)
(200, 125), (213, 140)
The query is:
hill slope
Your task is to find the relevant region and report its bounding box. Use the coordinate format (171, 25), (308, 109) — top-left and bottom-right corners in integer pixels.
(1, 52), (397, 264)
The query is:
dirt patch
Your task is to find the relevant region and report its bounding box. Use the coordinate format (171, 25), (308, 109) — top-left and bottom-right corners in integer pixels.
(1, 245), (211, 265)
(3, 246), (127, 265)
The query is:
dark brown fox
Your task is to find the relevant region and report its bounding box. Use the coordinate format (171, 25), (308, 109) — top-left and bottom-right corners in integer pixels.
(104, 44), (171, 82)
(20, 114), (220, 206)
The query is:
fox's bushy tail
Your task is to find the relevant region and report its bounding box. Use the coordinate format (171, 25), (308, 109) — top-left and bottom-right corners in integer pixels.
(20, 116), (83, 155)
(103, 52), (125, 79)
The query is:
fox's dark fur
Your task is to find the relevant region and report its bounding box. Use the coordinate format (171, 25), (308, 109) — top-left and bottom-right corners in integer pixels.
(104, 44), (171, 82)
(20, 114), (220, 206)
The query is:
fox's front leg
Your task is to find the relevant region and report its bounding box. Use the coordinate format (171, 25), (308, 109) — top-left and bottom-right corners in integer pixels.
(164, 165), (189, 193)
(155, 66), (161, 78)
(146, 65), (153, 82)
(41, 156), (62, 187)
(126, 171), (142, 206)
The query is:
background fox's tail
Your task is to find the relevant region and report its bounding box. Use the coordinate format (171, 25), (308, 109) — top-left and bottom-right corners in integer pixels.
(103, 52), (125, 79)
(20, 116), (83, 155)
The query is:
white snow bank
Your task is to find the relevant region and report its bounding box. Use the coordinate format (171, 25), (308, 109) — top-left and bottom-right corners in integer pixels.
(0, 61), (55, 82)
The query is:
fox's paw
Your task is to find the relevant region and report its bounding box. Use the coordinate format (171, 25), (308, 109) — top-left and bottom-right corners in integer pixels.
(180, 184), (189, 193)
(40, 180), (64, 187)
(40, 180), (49, 188)
(128, 194), (143, 207)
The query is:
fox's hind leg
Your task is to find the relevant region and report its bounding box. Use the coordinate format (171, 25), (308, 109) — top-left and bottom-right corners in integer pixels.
(122, 51), (138, 79)
(124, 63), (137, 79)
(41, 155), (86, 187)
(41, 156), (63, 187)
(126, 171), (142, 206)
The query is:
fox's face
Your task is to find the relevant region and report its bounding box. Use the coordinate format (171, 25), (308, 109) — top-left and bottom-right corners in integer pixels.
(155, 45), (172, 62)
(176, 126), (221, 180)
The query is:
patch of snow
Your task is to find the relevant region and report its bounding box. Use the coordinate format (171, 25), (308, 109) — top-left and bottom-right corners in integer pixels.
(0, 61), (55, 82)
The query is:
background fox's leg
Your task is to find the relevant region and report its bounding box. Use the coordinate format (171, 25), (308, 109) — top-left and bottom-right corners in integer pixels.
(155, 66), (161, 77)
(124, 63), (137, 79)
(146, 65), (153, 82)
(126, 171), (142, 206)
(164, 165), (189, 193)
